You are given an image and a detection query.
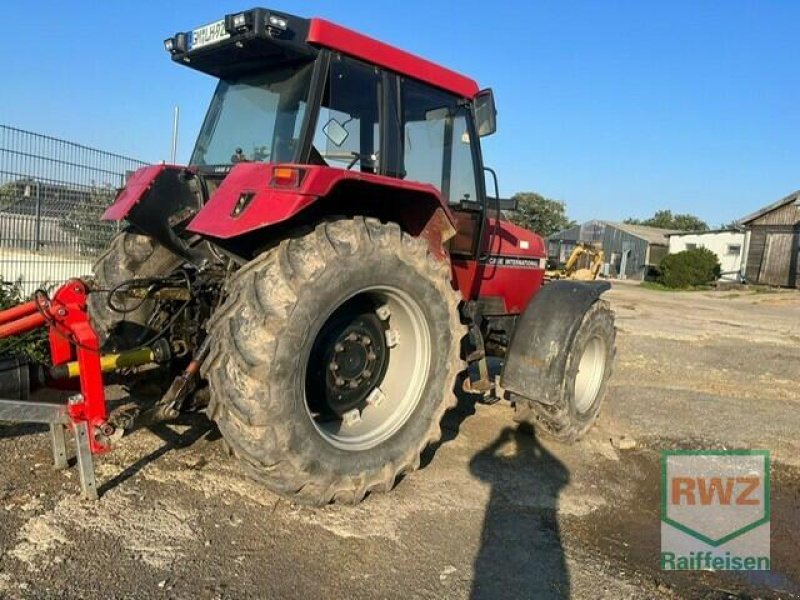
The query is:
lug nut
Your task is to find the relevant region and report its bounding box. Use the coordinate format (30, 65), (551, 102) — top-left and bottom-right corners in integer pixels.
(375, 304), (391, 321)
(335, 377), (345, 386)
(329, 362), (339, 372)
(362, 336), (371, 345)
(335, 343), (344, 353)
(349, 381), (359, 389)
(342, 408), (361, 426)
(366, 387), (386, 408)
(385, 329), (400, 348)
(347, 332), (358, 342)
(368, 352), (377, 361)
(363, 370), (372, 378)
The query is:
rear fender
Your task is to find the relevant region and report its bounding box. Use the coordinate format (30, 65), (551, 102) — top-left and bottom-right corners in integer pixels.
(500, 281), (611, 405)
(186, 163), (457, 258)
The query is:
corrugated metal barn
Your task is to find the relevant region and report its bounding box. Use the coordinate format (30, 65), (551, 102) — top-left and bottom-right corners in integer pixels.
(600, 222), (675, 280)
(546, 220), (605, 263)
(548, 221), (675, 280)
(741, 191), (800, 288)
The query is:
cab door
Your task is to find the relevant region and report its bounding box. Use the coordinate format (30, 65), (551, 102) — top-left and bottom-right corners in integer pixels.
(399, 82), (543, 315)
(397, 79), (486, 292)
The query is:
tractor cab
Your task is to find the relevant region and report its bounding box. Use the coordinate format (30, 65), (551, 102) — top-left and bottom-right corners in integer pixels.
(159, 8), (545, 312)
(166, 9), (496, 184)
(160, 7), (545, 299)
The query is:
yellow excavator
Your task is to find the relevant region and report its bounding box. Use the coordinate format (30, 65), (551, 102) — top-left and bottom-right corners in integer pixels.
(547, 242), (605, 281)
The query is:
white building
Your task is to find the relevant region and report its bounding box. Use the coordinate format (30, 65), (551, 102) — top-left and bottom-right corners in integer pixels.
(667, 230), (746, 281)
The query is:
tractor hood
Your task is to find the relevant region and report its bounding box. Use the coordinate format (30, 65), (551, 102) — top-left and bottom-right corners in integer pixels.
(490, 218), (547, 260)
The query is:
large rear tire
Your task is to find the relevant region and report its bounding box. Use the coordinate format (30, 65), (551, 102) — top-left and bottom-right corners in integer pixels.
(204, 217), (465, 505)
(513, 300), (615, 443)
(89, 230), (183, 351)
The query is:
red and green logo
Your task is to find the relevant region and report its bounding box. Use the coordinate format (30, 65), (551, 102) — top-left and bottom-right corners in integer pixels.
(661, 450), (770, 571)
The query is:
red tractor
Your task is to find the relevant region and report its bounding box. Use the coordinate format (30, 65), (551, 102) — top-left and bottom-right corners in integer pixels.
(0, 8), (615, 504)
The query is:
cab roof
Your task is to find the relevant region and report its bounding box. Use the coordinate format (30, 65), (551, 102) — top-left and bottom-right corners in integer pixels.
(168, 8), (481, 100)
(306, 18), (480, 99)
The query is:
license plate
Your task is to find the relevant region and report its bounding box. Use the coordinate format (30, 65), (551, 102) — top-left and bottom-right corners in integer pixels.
(188, 19), (230, 51)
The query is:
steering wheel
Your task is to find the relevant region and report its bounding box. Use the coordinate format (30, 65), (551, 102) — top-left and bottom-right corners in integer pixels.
(346, 151), (379, 171)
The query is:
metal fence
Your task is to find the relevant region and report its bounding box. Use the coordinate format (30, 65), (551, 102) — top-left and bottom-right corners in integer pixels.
(0, 125), (147, 294)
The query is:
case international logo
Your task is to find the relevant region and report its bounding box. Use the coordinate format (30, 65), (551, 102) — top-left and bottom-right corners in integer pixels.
(661, 450), (770, 571)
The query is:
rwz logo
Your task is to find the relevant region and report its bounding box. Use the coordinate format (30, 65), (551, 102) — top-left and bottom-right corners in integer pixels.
(671, 475), (761, 506)
(660, 450), (770, 571)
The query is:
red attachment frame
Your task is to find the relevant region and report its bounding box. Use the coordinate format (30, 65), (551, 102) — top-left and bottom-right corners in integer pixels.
(0, 279), (110, 455)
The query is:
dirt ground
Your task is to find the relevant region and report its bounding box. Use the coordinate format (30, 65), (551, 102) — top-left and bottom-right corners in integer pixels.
(0, 281), (799, 599)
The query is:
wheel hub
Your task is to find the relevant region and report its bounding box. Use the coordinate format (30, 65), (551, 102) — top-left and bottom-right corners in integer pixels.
(304, 286), (432, 451)
(312, 310), (389, 418)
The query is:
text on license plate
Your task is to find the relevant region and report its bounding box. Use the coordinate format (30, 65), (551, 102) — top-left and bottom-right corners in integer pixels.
(189, 20), (230, 50)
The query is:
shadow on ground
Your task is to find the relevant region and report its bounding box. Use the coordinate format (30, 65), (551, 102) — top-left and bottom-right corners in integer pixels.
(423, 375), (571, 599)
(98, 411), (219, 496)
(469, 424), (570, 599)
(0, 421), (47, 440)
(0, 388), (219, 497)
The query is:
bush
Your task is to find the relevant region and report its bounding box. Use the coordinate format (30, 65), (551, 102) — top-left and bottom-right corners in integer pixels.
(0, 280), (48, 362)
(658, 248), (721, 289)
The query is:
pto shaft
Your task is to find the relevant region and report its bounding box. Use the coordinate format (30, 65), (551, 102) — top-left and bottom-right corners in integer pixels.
(49, 347), (159, 381)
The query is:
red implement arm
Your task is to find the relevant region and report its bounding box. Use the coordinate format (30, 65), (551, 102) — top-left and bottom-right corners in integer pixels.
(0, 280), (111, 455)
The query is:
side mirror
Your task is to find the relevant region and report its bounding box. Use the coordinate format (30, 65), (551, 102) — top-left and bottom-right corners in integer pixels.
(322, 118), (350, 147)
(475, 89), (497, 137)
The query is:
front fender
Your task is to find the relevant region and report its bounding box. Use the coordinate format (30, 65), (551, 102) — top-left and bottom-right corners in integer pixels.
(500, 280), (611, 405)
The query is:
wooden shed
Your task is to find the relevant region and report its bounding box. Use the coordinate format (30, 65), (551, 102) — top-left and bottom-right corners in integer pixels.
(741, 191), (800, 288)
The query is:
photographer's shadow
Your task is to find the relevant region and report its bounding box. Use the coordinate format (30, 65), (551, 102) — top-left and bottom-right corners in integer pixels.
(469, 425), (570, 600)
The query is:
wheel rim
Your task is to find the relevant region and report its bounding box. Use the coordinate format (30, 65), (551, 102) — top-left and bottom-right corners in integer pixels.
(574, 336), (607, 414)
(304, 286), (432, 451)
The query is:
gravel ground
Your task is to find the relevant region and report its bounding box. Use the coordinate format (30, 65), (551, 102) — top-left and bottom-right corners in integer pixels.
(0, 281), (798, 599)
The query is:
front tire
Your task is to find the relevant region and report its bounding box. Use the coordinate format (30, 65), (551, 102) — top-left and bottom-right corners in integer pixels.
(204, 218), (465, 505)
(513, 300), (615, 443)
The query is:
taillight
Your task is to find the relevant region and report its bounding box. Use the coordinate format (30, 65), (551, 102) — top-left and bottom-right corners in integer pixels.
(270, 166), (304, 188)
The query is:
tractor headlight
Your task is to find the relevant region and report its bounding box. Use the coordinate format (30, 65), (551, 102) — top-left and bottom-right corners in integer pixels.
(232, 13), (247, 28)
(163, 33), (188, 54)
(225, 11), (253, 33)
(268, 14), (288, 30)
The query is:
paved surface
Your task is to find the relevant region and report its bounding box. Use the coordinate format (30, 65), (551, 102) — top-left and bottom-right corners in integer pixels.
(0, 281), (799, 599)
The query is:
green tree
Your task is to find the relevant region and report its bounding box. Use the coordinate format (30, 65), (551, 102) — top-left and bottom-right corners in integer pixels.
(508, 192), (576, 236)
(718, 220), (741, 230)
(625, 210), (708, 232)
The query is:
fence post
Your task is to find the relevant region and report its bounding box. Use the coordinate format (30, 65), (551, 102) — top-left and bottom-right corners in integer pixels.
(34, 182), (41, 252)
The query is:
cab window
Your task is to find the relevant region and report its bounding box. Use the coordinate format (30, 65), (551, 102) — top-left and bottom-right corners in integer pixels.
(312, 55), (381, 173)
(400, 80), (479, 207)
